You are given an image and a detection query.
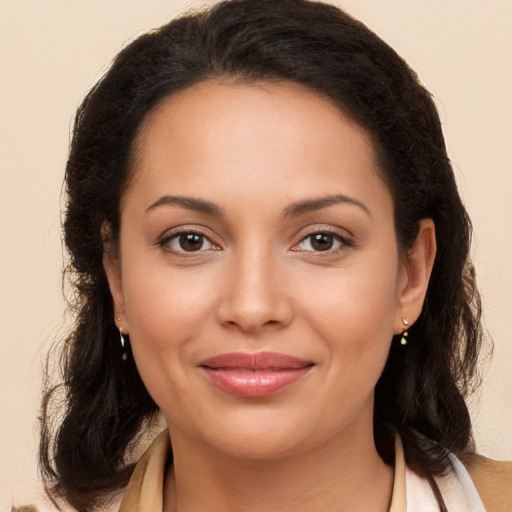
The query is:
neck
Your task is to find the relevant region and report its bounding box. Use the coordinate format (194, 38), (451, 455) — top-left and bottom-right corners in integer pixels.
(163, 420), (394, 512)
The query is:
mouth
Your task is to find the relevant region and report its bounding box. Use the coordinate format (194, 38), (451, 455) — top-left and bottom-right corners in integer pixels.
(198, 352), (314, 398)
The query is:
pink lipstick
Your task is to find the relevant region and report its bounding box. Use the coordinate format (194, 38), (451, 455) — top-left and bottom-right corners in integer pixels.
(198, 352), (313, 398)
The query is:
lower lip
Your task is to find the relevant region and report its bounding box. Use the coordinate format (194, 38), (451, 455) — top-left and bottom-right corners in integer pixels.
(201, 367), (312, 398)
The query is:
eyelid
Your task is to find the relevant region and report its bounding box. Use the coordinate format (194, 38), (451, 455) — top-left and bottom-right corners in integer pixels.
(290, 226), (354, 253)
(157, 225), (221, 254)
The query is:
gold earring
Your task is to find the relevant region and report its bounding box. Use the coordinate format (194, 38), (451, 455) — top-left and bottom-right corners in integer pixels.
(400, 318), (409, 345)
(119, 326), (128, 361)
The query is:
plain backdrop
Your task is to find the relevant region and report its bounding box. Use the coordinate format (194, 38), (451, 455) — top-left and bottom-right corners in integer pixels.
(1, 0), (511, 509)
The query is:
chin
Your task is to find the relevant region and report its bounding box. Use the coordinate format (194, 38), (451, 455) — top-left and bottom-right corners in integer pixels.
(175, 404), (349, 462)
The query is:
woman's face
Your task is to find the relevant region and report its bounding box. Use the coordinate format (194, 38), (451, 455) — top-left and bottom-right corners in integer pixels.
(106, 81), (430, 459)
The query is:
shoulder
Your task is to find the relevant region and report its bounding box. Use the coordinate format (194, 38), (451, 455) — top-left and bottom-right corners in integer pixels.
(463, 454), (512, 512)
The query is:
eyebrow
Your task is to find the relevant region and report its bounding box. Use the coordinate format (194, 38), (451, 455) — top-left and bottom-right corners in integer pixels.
(283, 194), (371, 218)
(146, 195), (224, 216)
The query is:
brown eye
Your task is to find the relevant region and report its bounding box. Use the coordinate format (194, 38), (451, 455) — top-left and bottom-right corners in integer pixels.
(293, 232), (346, 252)
(179, 233), (204, 252)
(310, 233), (334, 251)
(163, 231), (217, 253)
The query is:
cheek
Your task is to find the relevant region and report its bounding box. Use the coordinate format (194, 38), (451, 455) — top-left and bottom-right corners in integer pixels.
(120, 261), (216, 391)
(122, 244), (218, 334)
(299, 249), (400, 382)
(302, 261), (399, 339)
(302, 270), (398, 430)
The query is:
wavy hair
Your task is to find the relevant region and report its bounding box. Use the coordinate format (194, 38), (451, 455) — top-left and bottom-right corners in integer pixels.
(40, 0), (484, 509)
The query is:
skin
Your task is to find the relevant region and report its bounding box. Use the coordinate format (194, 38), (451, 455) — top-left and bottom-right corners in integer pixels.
(104, 81), (436, 511)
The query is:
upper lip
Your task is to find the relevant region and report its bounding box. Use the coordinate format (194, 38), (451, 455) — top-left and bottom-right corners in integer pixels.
(198, 351), (313, 370)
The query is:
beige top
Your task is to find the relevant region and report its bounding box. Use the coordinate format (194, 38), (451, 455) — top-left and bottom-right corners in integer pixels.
(118, 430), (503, 512)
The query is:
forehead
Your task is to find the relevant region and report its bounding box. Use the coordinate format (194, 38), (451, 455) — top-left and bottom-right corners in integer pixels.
(126, 80), (392, 215)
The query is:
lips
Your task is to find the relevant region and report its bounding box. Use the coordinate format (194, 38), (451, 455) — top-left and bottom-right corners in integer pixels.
(198, 352), (313, 398)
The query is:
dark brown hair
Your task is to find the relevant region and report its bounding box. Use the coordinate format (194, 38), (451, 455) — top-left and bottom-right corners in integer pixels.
(40, 0), (484, 509)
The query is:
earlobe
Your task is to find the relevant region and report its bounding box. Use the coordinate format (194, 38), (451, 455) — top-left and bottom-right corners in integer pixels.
(395, 218), (436, 332)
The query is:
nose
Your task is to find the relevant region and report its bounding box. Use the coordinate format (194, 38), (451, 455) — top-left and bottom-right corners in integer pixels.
(216, 248), (294, 333)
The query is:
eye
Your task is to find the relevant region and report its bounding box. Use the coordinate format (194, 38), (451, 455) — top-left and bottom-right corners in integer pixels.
(293, 232), (346, 252)
(163, 231), (218, 253)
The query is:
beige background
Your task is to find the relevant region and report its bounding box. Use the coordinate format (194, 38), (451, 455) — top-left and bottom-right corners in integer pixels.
(1, 0), (511, 509)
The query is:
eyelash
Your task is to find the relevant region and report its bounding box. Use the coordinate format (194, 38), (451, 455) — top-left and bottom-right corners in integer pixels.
(158, 228), (220, 257)
(291, 230), (353, 254)
(157, 228), (353, 256)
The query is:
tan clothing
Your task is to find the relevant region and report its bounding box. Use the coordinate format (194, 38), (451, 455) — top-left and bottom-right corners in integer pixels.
(118, 430), (512, 511)
(119, 431), (170, 512)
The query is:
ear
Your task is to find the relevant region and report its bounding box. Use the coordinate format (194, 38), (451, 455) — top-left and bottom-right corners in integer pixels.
(102, 223), (128, 332)
(394, 218), (436, 333)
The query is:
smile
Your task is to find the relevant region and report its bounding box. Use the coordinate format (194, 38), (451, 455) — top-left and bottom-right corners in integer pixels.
(198, 351), (314, 398)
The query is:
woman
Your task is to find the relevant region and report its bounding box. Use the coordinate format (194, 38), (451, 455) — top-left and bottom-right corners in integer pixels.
(37, 0), (511, 511)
